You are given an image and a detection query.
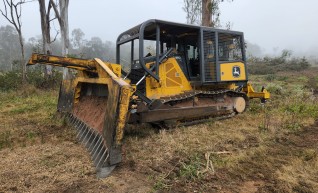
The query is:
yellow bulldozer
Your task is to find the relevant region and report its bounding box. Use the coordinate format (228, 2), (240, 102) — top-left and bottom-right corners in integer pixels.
(27, 19), (270, 177)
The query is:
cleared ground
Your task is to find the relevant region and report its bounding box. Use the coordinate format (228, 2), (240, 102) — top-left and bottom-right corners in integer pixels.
(0, 69), (317, 193)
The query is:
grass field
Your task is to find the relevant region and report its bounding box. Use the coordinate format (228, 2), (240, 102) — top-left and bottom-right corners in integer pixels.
(0, 68), (317, 193)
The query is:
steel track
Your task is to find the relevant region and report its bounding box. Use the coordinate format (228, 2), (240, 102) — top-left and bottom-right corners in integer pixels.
(155, 89), (248, 127)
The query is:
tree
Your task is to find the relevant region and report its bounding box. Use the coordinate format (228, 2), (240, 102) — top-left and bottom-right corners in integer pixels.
(246, 41), (264, 58)
(183, 0), (233, 27)
(38, 0), (58, 76)
(78, 37), (116, 62)
(38, 0), (59, 55)
(0, 25), (20, 71)
(81, 37), (106, 60)
(202, 0), (223, 27)
(71, 28), (84, 49)
(49, 0), (70, 79)
(50, 0), (69, 56)
(183, 0), (201, 25)
(70, 28), (87, 58)
(0, 0), (28, 82)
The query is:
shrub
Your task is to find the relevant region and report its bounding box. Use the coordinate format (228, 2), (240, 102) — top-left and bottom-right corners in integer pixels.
(27, 67), (62, 89)
(266, 83), (284, 95)
(305, 75), (318, 94)
(277, 76), (289, 81)
(265, 74), (276, 82)
(248, 63), (276, 75)
(284, 57), (310, 71)
(0, 67), (62, 91)
(281, 101), (318, 131)
(248, 51), (311, 75)
(0, 70), (22, 91)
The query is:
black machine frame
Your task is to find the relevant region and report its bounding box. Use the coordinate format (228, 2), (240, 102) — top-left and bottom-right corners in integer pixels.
(116, 19), (248, 85)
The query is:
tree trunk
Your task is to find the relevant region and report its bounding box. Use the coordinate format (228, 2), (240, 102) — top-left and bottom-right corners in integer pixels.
(18, 30), (26, 83)
(39, 0), (48, 53)
(9, 46), (12, 71)
(49, 0), (70, 79)
(58, 0), (70, 79)
(0, 0), (27, 83)
(59, 0), (69, 56)
(38, 0), (52, 76)
(202, 0), (212, 27)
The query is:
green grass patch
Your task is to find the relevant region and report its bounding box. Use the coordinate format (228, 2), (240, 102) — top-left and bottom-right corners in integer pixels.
(179, 156), (203, 180)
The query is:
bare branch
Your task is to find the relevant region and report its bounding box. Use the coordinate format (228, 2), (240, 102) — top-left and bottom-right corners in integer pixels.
(9, 1), (19, 30)
(1, 0), (8, 16)
(47, 0), (52, 19)
(50, 30), (59, 43)
(17, 0), (36, 5)
(49, 0), (61, 23)
(0, 1), (15, 25)
(0, 0), (29, 82)
(5, 0), (10, 7)
(183, 0), (202, 24)
(49, 17), (57, 22)
(13, 3), (21, 29)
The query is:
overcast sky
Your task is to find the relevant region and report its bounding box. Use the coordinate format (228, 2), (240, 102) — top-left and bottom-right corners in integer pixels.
(0, 0), (317, 56)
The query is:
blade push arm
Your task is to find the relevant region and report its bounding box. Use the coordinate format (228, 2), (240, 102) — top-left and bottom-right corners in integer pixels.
(27, 53), (97, 72)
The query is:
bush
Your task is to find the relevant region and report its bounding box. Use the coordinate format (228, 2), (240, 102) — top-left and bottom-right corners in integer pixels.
(248, 51), (311, 75)
(266, 83), (284, 95)
(304, 75), (318, 94)
(27, 67), (62, 89)
(265, 74), (276, 82)
(277, 76), (288, 81)
(248, 63), (276, 75)
(0, 70), (22, 91)
(0, 67), (62, 91)
(275, 57), (310, 72)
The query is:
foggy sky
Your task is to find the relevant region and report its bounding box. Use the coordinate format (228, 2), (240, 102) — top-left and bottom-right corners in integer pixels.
(0, 0), (317, 56)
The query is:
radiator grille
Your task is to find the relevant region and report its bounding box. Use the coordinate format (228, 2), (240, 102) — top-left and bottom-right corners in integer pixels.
(203, 31), (216, 82)
(218, 33), (243, 62)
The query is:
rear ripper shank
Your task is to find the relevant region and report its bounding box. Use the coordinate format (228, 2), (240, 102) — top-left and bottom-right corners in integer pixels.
(27, 19), (270, 177)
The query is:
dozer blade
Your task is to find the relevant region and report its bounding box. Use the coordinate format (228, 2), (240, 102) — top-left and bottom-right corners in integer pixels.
(27, 54), (134, 177)
(66, 114), (116, 177)
(63, 62), (132, 178)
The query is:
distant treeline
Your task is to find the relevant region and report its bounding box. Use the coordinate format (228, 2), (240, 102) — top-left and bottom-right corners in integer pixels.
(0, 25), (117, 72)
(0, 25), (315, 78)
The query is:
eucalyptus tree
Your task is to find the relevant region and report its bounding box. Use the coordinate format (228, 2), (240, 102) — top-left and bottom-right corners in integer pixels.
(183, 0), (233, 27)
(0, 0), (29, 82)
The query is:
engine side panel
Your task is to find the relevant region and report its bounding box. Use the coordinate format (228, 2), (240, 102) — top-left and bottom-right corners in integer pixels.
(145, 58), (192, 99)
(220, 62), (247, 81)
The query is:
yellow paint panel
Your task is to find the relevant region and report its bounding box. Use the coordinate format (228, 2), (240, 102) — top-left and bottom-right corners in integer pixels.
(220, 62), (246, 81)
(244, 83), (270, 99)
(146, 58), (192, 99)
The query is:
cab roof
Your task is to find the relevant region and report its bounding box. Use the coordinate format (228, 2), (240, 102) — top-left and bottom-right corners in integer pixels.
(116, 19), (243, 45)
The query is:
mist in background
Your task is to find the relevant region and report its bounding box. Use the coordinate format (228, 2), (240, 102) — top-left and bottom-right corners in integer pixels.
(0, 0), (317, 62)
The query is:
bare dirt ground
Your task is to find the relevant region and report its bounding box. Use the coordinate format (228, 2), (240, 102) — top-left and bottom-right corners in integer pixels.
(1, 117), (317, 193)
(0, 123), (153, 193)
(1, 69), (318, 192)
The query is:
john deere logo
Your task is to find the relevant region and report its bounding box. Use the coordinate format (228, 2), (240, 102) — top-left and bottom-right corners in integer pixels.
(232, 66), (240, 77)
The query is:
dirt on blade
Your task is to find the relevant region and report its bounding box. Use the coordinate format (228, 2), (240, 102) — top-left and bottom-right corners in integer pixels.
(73, 96), (107, 133)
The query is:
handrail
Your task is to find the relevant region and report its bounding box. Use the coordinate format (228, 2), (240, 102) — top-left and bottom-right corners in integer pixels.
(139, 20), (160, 81)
